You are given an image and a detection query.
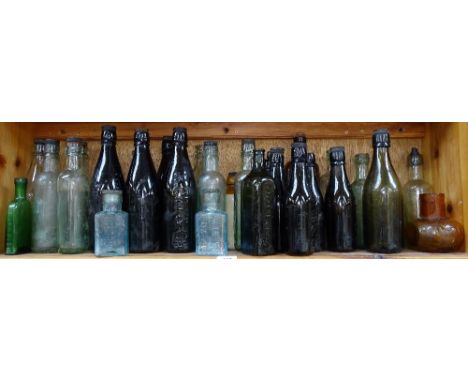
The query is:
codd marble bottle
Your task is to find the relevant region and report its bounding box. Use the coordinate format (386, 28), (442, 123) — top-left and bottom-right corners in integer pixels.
(234, 139), (255, 250)
(157, 136), (173, 182)
(268, 147), (287, 251)
(403, 148), (432, 227)
(126, 129), (161, 253)
(162, 127), (196, 252)
(285, 143), (313, 255)
(26, 139), (45, 201)
(241, 149), (277, 255)
(325, 147), (356, 252)
(195, 141), (228, 256)
(32, 139), (60, 253)
(5, 178), (32, 255)
(89, 125), (126, 249)
(351, 153), (370, 249)
(363, 129), (403, 253)
(95, 190), (129, 256)
(226, 172), (236, 250)
(306, 153), (325, 251)
(57, 138), (90, 253)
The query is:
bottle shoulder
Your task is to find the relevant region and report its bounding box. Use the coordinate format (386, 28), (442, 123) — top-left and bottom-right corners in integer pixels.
(403, 179), (432, 192)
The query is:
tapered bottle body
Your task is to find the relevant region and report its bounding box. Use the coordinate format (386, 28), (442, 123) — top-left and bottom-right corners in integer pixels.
(325, 147), (356, 252)
(162, 127), (196, 252)
(285, 143), (313, 255)
(241, 149), (277, 255)
(306, 153), (325, 251)
(126, 129), (161, 253)
(351, 153), (369, 249)
(58, 139), (90, 253)
(89, 125), (126, 249)
(268, 147), (287, 251)
(234, 139), (255, 250)
(95, 191), (129, 256)
(26, 139), (45, 201)
(32, 139), (60, 253)
(364, 129), (403, 253)
(5, 178), (32, 254)
(226, 172), (236, 250)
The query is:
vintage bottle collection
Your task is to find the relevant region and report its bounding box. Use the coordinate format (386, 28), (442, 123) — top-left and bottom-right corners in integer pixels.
(4, 125), (465, 256)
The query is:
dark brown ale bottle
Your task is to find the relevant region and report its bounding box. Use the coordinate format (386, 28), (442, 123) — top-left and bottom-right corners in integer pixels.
(241, 149), (277, 255)
(89, 125), (126, 249)
(162, 127), (196, 252)
(306, 153), (325, 251)
(363, 129), (403, 253)
(268, 147), (287, 251)
(325, 147), (356, 252)
(126, 129), (161, 252)
(285, 143), (313, 255)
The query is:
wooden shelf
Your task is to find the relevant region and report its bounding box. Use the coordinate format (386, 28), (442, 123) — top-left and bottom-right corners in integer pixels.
(1, 251), (467, 259)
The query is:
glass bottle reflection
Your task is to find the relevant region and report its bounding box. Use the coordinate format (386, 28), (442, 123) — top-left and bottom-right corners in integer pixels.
(351, 153), (370, 249)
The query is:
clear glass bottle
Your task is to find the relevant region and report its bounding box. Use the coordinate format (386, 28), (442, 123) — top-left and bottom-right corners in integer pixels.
(363, 129), (403, 253)
(319, 149), (331, 197)
(403, 148), (432, 227)
(285, 143), (313, 255)
(95, 190), (129, 256)
(157, 136), (173, 182)
(195, 141), (228, 256)
(241, 149), (277, 255)
(234, 138), (255, 250)
(57, 138), (90, 254)
(26, 139), (45, 201)
(32, 139), (60, 253)
(306, 153), (325, 251)
(162, 127), (196, 252)
(5, 178), (32, 255)
(89, 125), (126, 250)
(351, 153), (370, 249)
(193, 144), (204, 182)
(325, 147), (356, 252)
(126, 129), (161, 253)
(268, 147), (287, 252)
(226, 172), (237, 250)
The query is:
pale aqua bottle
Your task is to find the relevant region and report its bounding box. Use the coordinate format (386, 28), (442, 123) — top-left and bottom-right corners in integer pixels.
(94, 190), (129, 256)
(196, 141), (228, 256)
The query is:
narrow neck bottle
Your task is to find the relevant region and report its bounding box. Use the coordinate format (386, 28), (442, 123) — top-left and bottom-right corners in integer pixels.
(15, 180), (27, 199)
(330, 160), (348, 187)
(203, 145), (219, 172)
(241, 148), (254, 172)
(409, 164), (424, 181)
(252, 151), (264, 171)
(66, 143), (81, 171)
(355, 159), (368, 181)
(289, 144), (308, 192)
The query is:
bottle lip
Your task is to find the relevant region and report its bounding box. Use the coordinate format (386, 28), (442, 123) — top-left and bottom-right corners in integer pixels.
(101, 125), (117, 133)
(354, 153), (370, 164)
(204, 140), (217, 147)
(408, 147), (423, 166)
(173, 127), (188, 143)
(329, 146), (345, 162)
(66, 137), (84, 143)
(291, 142), (307, 161)
(44, 139), (60, 154)
(372, 128), (391, 148)
(15, 177), (27, 185)
(134, 128), (150, 144)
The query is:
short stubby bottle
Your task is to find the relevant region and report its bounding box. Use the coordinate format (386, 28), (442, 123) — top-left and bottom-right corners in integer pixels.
(325, 147), (356, 252)
(32, 139), (60, 253)
(196, 142), (228, 256)
(226, 172), (237, 250)
(126, 129), (161, 253)
(403, 148), (432, 228)
(95, 190), (129, 256)
(234, 139), (256, 250)
(58, 138), (90, 253)
(241, 149), (278, 255)
(162, 127), (197, 252)
(89, 125), (126, 250)
(351, 153), (370, 249)
(364, 129), (403, 253)
(306, 153), (325, 251)
(268, 147), (287, 252)
(26, 139), (45, 201)
(285, 143), (313, 255)
(5, 178), (32, 255)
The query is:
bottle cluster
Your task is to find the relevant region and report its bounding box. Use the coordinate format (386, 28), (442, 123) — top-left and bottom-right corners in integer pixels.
(4, 126), (465, 256)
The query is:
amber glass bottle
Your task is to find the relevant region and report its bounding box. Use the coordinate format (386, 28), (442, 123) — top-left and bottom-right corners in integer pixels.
(406, 193), (464, 252)
(363, 129), (403, 253)
(351, 153), (370, 249)
(324, 147), (356, 252)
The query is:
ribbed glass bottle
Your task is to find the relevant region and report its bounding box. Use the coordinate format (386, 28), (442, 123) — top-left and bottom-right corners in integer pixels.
(351, 153), (370, 249)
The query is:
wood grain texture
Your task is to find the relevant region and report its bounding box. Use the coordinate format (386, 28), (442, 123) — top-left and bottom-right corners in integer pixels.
(0, 123), (35, 252)
(34, 122), (426, 140)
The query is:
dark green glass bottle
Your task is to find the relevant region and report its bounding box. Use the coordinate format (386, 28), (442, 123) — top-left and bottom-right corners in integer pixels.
(324, 147), (356, 252)
(241, 149), (277, 255)
(268, 147), (287, 252)
(363, 129), (403, 253)
(306, 153), (325, 251)
(5, 178), (32, 255)
(351, 153), (370, 249)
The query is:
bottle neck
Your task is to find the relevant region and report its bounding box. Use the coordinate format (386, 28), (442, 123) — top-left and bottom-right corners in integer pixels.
(374, 146), (392, 170)
(43, 153), (59, 172)
(204, 150), (219, 172)
(242, 151), (254, 171)
(409, 164), (424, 181)
(67, 153), (80, 171)
(289, 160), (308, 189)
(15, 183), (27, 199)
(355, 162), (368, 181)
(330, 162), (347, 184)
(253, 156), (264, 171)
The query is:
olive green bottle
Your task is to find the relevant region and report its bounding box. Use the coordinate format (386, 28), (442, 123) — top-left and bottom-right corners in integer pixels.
(351, 153), (370, 249)
(363, 129), (403, 253)
(5, 178), (32, 255)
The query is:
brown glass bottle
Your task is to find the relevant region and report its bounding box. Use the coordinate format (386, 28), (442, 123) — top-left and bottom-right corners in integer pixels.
(324, 147), (356, 252)
(406, 193), (464, 252)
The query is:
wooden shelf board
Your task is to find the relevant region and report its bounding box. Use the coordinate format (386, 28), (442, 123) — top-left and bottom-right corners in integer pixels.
(1, 251), (467, 260)
(33, 122), (427, 140)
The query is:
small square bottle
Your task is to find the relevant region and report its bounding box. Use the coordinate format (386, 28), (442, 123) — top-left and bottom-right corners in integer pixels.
(195, 209), (228, 256)
(95, 190), (129, 256)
